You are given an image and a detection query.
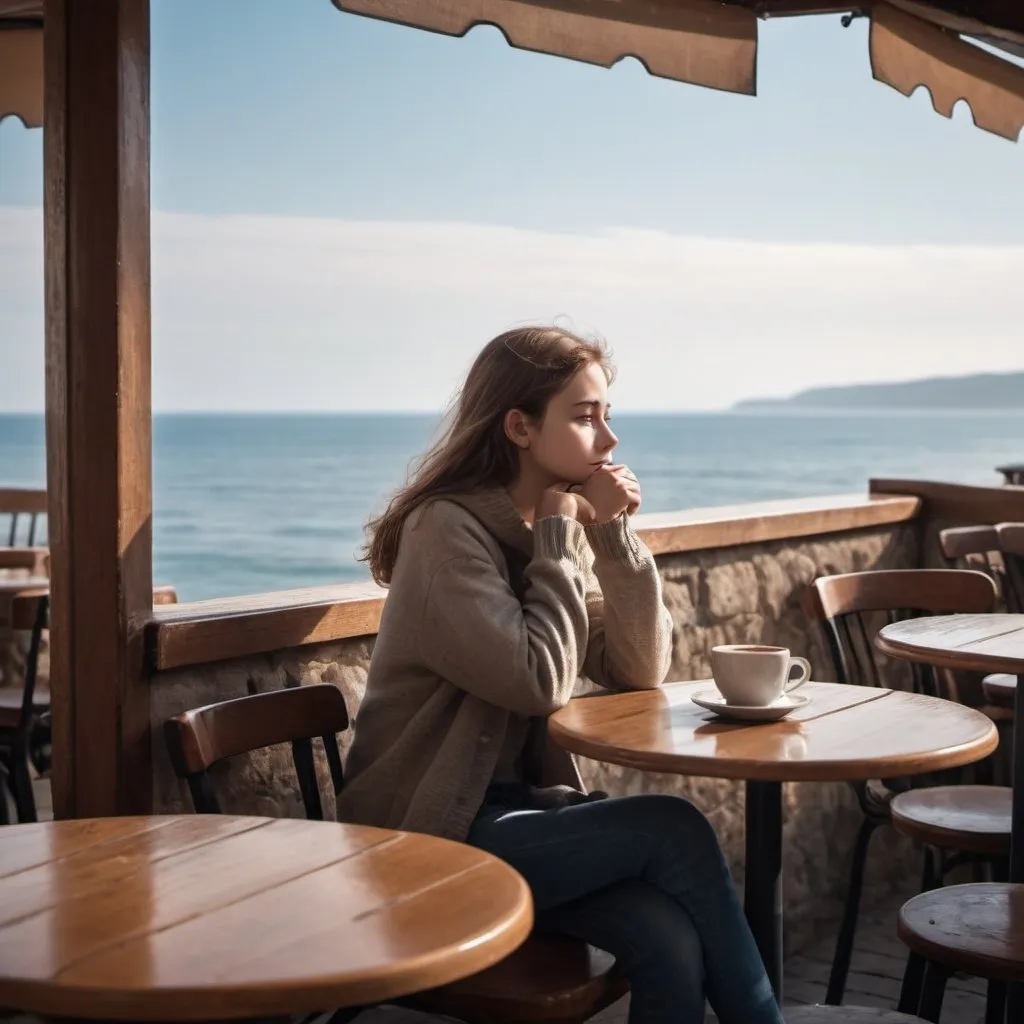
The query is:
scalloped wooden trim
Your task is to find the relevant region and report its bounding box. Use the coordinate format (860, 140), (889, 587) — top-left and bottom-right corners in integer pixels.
(147, 492), (920, 670)
(870, 2), (1024, 141)
(0, 27), (42, 128)
(333, 0), (757, 95)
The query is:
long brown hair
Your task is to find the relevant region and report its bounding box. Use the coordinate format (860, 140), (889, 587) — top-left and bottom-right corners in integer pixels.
(364, 325), (613, 584)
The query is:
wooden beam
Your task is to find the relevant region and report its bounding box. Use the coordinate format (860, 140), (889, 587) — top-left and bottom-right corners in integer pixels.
(870, 478), (1024, 524)
(44, 0), (153, 818)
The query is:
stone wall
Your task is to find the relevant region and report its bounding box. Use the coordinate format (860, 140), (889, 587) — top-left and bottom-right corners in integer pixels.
(150, 521), (921, 955)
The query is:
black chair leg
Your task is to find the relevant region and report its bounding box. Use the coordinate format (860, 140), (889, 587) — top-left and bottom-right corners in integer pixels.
(825, 816), (878, 1004)
(324, 1009), (366, 1024)
(9, 751), (37, 823)
(986, 979), (1006, 1024)
(897, 952), (927, 1015)
(896, 846), (941, 1015)
(0, 766), (9, 825)
(918, 961), (950, 1023)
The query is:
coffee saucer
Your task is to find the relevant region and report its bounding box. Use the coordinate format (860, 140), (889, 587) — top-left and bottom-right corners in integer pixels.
(691, 690), (811, 722)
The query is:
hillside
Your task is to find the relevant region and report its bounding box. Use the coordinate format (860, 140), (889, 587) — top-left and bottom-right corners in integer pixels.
(734, 371), (1024, 411)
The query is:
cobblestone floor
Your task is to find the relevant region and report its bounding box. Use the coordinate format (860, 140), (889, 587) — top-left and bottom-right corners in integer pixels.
(14, 780), (990, 1023)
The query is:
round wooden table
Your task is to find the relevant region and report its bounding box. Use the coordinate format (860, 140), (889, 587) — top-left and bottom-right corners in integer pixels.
(549, 680), (998, 1003)
(877, 614), (1024, 877)
(0, 814), (534, 1021)
(877, 613), (1024, 1020)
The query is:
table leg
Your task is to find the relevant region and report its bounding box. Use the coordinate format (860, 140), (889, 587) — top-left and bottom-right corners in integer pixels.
(745, 779), (783, 1003)
(1007, 674), (1024, 1021)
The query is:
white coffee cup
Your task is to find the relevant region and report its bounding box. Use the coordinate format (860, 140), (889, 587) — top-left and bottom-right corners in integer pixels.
(710, 644), (811, 707)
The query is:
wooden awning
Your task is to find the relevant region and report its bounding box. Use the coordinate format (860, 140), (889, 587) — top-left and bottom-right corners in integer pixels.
(5, 2), (1023, 142)
(332, 0), (759, 95)
(0, 27), (42, 127)
(871, 1), (1024, 141)
(0, 2), (41, 127)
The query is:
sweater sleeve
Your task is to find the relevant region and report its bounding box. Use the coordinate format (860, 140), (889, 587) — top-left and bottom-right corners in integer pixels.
(417, 514), (593, 717)
(581, 514), (673, 691)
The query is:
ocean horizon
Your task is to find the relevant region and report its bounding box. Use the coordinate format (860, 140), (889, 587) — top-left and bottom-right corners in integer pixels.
(2, 410), (1022, 602)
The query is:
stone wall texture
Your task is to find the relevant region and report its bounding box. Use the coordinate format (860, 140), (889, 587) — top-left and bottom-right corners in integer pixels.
(150, 521), (934, 955)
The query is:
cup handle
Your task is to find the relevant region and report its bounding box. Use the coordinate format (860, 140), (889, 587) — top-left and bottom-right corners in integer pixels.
(784, 657), (811, 692)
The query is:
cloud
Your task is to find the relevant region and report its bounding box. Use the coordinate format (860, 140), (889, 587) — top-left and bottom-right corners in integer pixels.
(1, 204), (1022, 412)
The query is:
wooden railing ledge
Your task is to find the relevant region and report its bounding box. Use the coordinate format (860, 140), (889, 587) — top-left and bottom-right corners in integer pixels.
(147, 491), (922, 672)
(148, 581), (386, 671)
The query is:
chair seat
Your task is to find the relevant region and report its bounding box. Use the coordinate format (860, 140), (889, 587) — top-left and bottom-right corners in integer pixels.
(0, 687), (50, 731)
(406, 932), (627, 1023)
(898, 882), (1024, 983)
(982, 672), (1016, 710)
(890, 785), (1011, 855)
(785, 1008), (926, 1022)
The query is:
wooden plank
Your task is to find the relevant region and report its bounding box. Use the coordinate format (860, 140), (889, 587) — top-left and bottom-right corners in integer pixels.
(0, 2), (42, 19)
(0, 488), (47, 515)
(334, 0), (757, 94)
(549, 679), (998, 781)
(0, 27), (41, 127)
(871, 1), (1024, 141)
(636, 492), (920, 556)
(870, 478), (1024, 525)
(0, 816), (532, 1020)
(878, 613), (1024, 675)
(149, 581), (387, 669)
(44, 0), (153, 818)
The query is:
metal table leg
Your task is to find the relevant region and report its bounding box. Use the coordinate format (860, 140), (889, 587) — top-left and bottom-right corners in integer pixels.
(745, 779), (784, 1003)
(1007, 673), (1024, 1021)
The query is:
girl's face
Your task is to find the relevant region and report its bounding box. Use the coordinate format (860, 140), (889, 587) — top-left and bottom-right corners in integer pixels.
(518, 362), (619, 486)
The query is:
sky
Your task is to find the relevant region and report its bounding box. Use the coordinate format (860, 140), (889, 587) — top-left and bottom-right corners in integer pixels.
(1, 0), (1022, 413)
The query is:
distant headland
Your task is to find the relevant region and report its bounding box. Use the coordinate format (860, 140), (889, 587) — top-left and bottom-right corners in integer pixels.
(733, 371), (1024, 412)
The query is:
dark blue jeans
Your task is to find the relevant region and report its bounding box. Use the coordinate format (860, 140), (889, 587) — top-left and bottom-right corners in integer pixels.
(467, 792), (782, 1024)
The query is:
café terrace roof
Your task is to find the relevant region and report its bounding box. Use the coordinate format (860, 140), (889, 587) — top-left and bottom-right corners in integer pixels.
(2, 1), (1023, 140)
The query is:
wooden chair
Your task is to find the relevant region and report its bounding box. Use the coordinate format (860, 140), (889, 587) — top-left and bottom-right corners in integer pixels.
(895, 881), (1024, 1022)
(804, 568), (1009, 1007)
(0, 584), (177, 823)
(0, 589), (49, 823)
(981, 524), (1024, 712)
(0, 487), (46, 548)
(940, 523), (1024, 715)
(995, 463), (1024, 486)
(938, 526), (1013, 607)
(164, 685), (628, 1024)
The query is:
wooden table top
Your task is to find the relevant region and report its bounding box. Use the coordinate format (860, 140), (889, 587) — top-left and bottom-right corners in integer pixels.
(877, 614), (1024, 676)
(549, 681), (998, 782)
(0, 577), (48, 593)
(0, 815), (533, 1021)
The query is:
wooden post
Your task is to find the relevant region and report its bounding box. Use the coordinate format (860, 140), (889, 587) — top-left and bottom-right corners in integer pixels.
(44, 0), (153, 818)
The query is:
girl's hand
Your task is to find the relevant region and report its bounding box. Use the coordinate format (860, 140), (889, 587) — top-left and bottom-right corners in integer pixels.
(537, 486), (597, 525)
(580, 464), (642, 522)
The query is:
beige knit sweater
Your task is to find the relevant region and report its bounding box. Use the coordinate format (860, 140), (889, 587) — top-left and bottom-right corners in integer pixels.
(335, 487), (673, 841)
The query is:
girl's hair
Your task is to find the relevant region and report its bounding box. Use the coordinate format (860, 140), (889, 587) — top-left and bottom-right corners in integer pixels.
(364, 325), (613, 585)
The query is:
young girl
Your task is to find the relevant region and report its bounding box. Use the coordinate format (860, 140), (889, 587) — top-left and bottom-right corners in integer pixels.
(336, 326), (782, 1024)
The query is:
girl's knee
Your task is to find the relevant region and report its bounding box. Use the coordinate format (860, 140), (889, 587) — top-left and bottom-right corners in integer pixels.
(619, 793), (720, 845)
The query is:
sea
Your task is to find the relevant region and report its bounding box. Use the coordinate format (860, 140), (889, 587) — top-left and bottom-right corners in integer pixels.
(1, 411), (1022, 602)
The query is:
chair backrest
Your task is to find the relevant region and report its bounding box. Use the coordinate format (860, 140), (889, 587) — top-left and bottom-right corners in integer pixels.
(804, 569), (997, 696)
(938, 524), (1019, 613)
(0, 488), (47, 547)
(996, 463), (1024, 486)
(9, 589), (50, 738)
(164, 684), (349, 819)
(996, 523), (1024, 613)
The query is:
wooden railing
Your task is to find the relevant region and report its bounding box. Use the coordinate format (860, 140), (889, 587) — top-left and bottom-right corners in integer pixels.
(147, 491), (921, 671)
(870, 478), (1024, 524)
